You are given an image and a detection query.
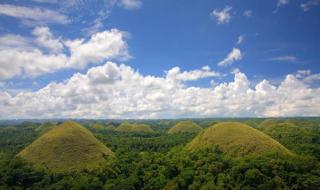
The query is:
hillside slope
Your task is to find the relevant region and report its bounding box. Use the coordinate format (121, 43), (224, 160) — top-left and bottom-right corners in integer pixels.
(18, 121), (114, 172)
(168, 121), (202, 134)
(262, 122), (320, 157)
(35, 122), (56, 135)
(115, 122), (153, 133)
(186, 122), (291, 156)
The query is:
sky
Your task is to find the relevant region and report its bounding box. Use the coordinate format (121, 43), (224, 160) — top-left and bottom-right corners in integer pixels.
(0, 0), (319, 119)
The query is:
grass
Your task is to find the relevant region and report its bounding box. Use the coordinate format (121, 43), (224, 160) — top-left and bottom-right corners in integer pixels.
(168, 121), (202, 134)
(185, 122), (291, 156)
(18, 121), (114, 173)
(35, 122), (56, 135)
(261, 122), (320, 156)
(115, 121), (154, 133)
(259, 119), (282, 129)
(92, 123), (105, 130)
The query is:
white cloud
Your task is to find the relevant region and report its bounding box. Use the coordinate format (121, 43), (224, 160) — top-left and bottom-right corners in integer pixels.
(295, 70), (320, 83)
(210, 6), (232, 24)
(301, 0), (320, 11)
(218, 48), (242, 67)
(277, 0), (290, 7)
(0, 34), (33, 51)
(119, 0), (142, 10)
(166, 66), (221, 82)
(0, 4), (69, 24)
(0, 49), (68, 80)
(31, 0), (58, 3)
(1, 62), (319, 119)
(236, 35), (244, 45)
(65, 28), (130, 68)
(32, 26), (64, 53)
(269, 56), (297, 62)
(243, 10), (252, 17)
(0, 28), (130, 80)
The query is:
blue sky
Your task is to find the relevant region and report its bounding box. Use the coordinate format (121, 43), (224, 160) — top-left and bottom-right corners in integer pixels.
(0, 0), (319, 119)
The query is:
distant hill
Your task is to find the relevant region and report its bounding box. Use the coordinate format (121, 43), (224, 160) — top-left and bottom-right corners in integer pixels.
(115, 122), (153, 133)
(105, 125), (116, 130)
(259, 119), (282, 129)
(168, 121), (202, 134)
(262, 122), (320, 157)
(18, 121), (114, 172)
(185, 122), (291, 156)
(92, 123), (105, 130)
(35, 122), (56, 135)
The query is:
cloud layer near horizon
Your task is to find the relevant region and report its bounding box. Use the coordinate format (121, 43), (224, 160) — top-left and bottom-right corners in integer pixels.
(1, 62), (319, 119)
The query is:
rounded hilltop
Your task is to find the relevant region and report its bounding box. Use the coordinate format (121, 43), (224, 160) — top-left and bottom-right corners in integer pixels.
(185, 122), (291, 156)
(168, 121), (202, 134)
(115, 121), (153, 133)
(91, 123), (105, 130)
(18, 121), (114, 172)
(259, 118), (282, 129)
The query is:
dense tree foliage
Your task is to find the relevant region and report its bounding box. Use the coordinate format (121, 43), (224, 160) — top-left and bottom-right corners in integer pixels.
(0, 118), (319, 189)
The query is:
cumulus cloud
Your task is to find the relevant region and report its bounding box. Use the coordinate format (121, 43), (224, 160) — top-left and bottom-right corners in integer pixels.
(218, 48), (242, 67)
(210, 6), (232, 24)
(0, 49), (68, 79)
(0, 4), (69, 24)
(0, 34), (33, 51)
(0, 62), (319, 119)
(295, 70), (320, 83)
(32, 26), (64, 53)
(65, 29), (130, 68)
(166, 66), (221, 82)
(0, 28), (129, 80)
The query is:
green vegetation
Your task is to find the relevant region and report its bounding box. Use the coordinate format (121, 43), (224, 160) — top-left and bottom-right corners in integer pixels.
(92, 123), (105, 130)
(186, 122), (291, 156)
(168, 120), (202, 134)
(35, 122), (56, 135)
(259, 118), (282, 129)
(0, 118), (319, 189)
(262, 122), (320, 158)
(18, 121), (114, 172)
(115, 121), (154, 133)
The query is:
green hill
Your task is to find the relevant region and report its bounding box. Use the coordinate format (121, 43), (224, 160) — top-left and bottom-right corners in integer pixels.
(103, 124), (116, 130)
(18, 121), (114, 172)
(115, 122), (153, 133)
(262, 122), (320, 157)
(92, 123), (105, 130)
(185, 122), (291, 156)
(35, 122), (56, 135)
(168, 121), (202, 134)
(259, 119), (282, 129)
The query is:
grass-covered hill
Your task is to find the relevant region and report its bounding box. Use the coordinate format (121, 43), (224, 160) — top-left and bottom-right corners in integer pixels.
(261, 122), (320, 157)
(115, 122), (154, 133)
(34, 122), (56, 135)
(185, 122), (291, 156)
(18, 121), (114, 172)
(91, 123), (105, 130)
(168, 121), (202, 134)
(259, 118), (282, 129)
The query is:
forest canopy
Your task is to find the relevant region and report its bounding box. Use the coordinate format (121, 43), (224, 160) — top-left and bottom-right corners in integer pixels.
(0, 118), (319, 189)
